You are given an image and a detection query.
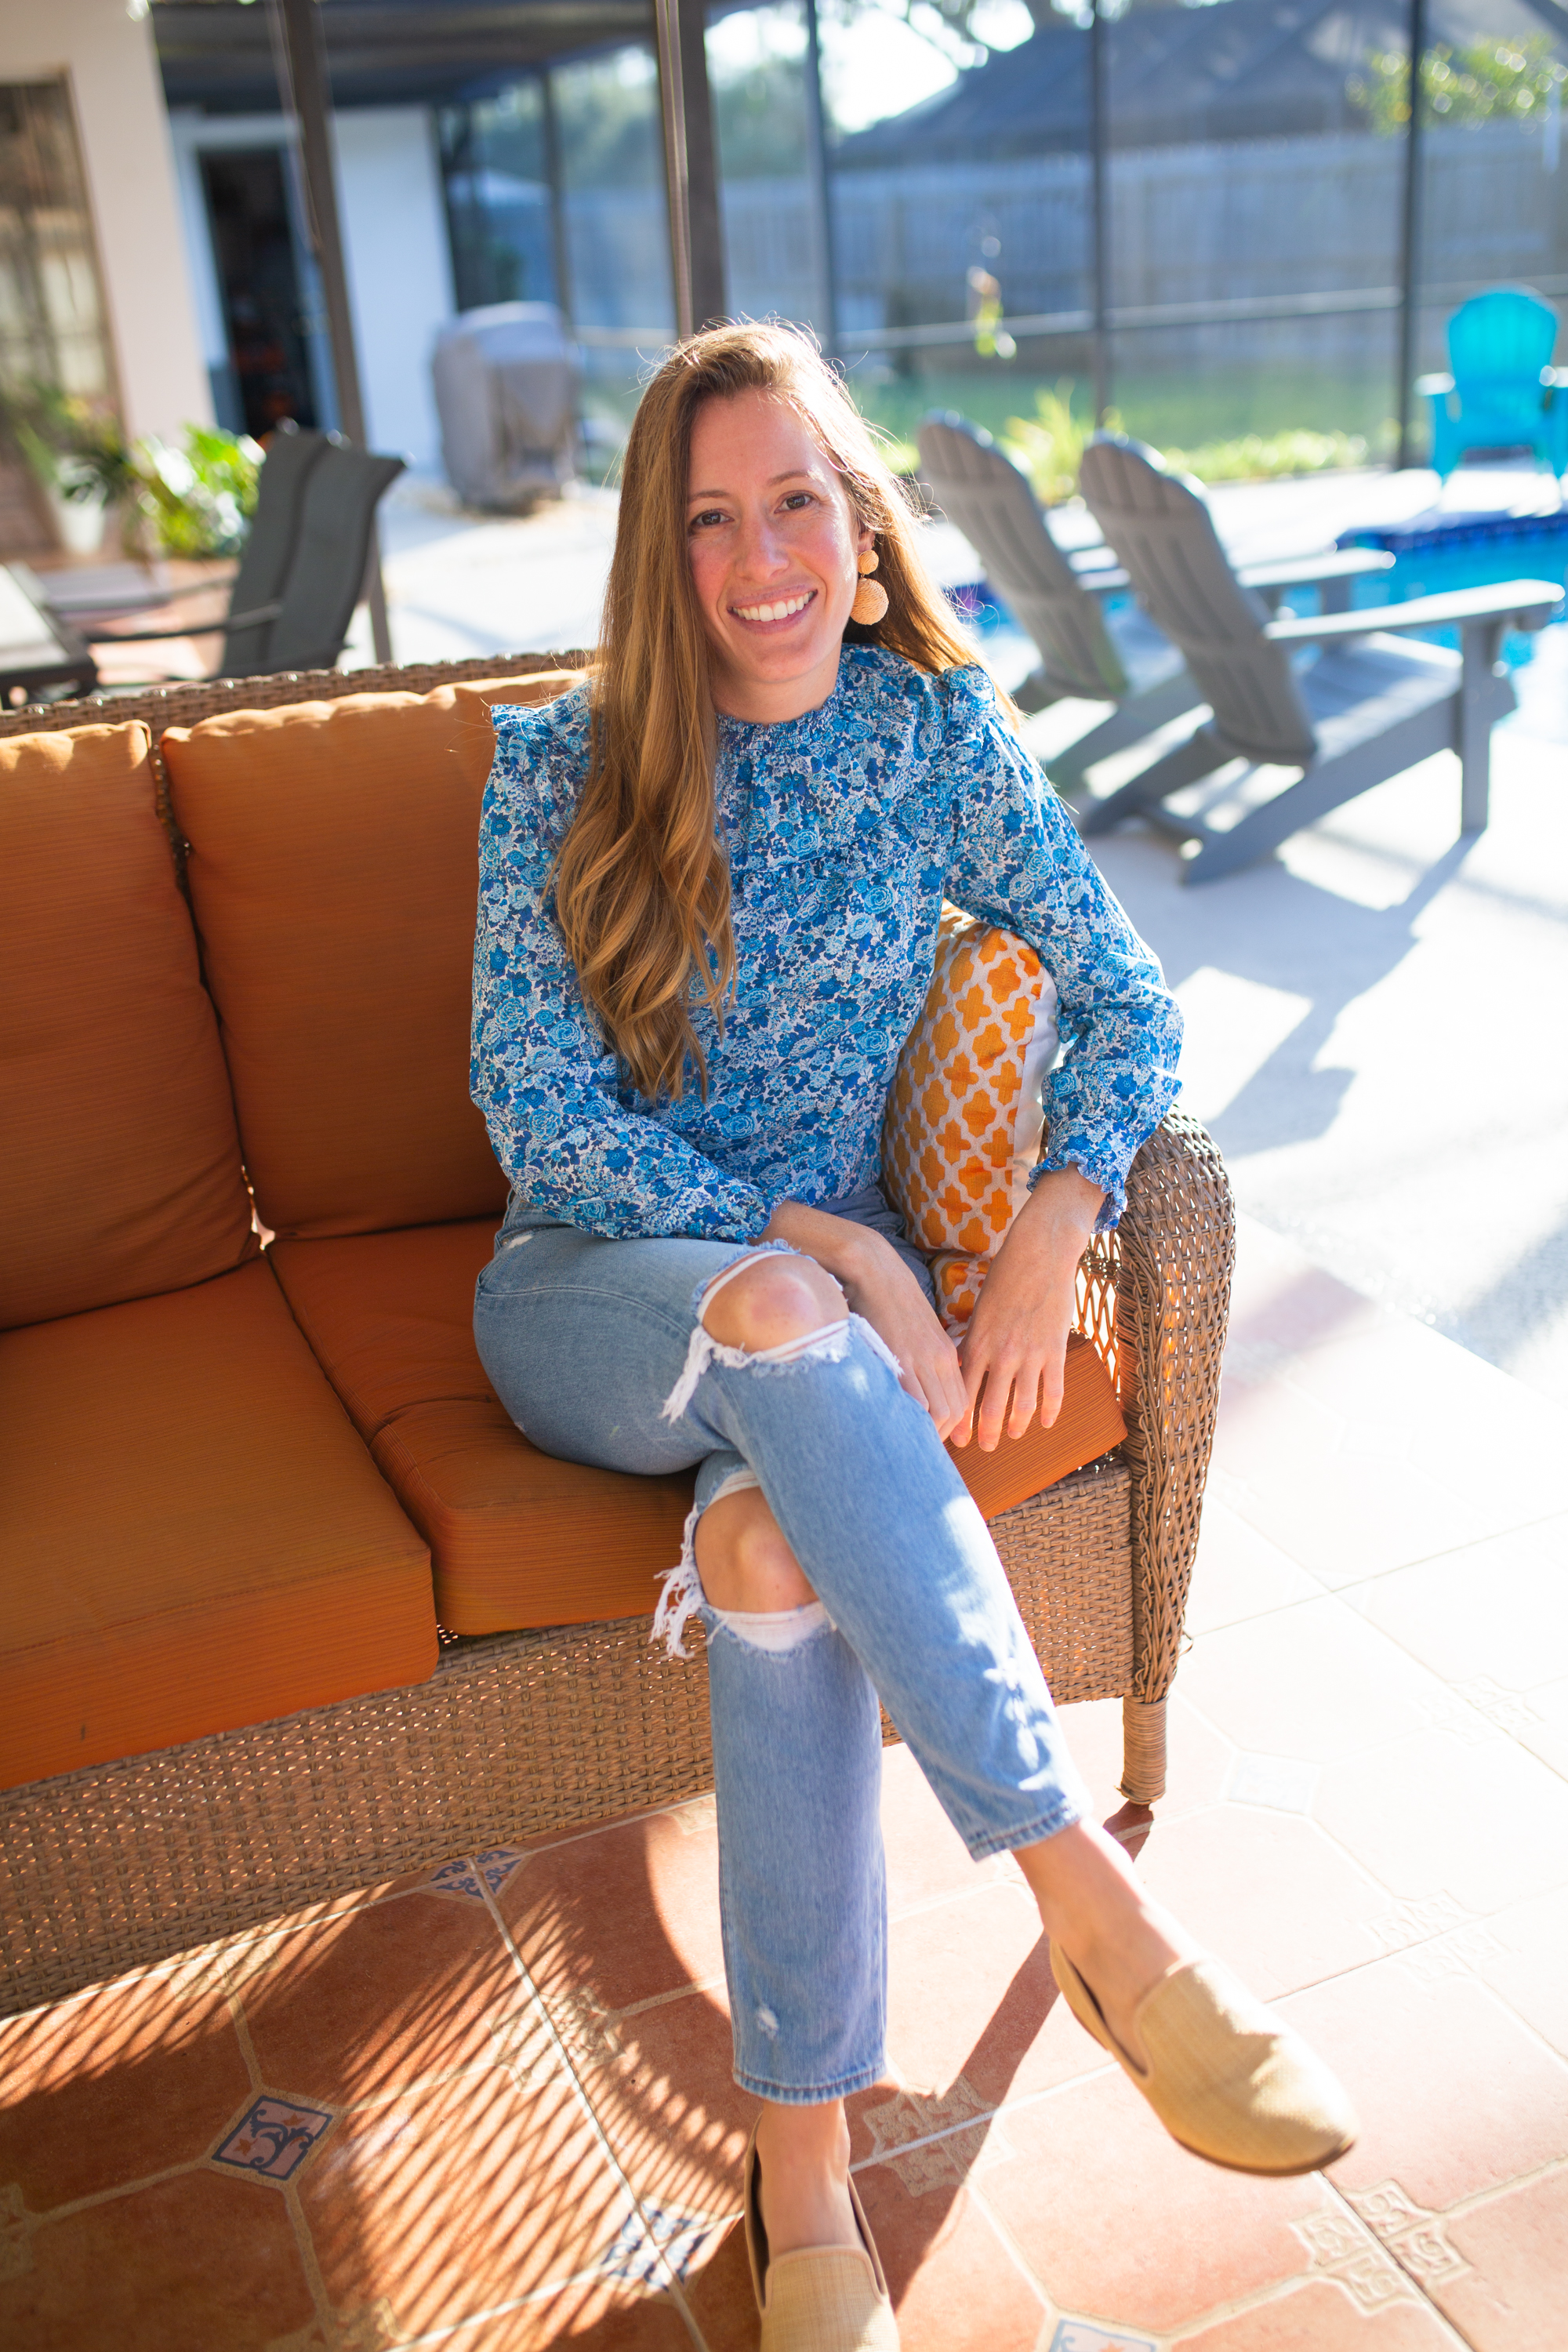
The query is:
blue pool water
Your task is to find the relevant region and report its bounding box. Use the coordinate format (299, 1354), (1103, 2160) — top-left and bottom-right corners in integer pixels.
(947, 513), (1566, 737)
(1343, 512), (1568, 669)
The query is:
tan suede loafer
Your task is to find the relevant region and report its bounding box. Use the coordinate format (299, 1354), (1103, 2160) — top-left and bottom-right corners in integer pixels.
(743, 2123), (901, 2351)
(1051, 1944), (1358, 2176)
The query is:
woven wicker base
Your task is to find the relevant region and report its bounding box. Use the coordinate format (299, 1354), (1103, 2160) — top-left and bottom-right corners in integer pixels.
(991, 1453), (1131, 1706)
(0, 1459), (1129, 2018)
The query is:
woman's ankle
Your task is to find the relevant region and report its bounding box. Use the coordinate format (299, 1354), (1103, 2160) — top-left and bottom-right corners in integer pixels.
(1011, 1822), (1196, 2052)
(753, 2099), (858, 2257)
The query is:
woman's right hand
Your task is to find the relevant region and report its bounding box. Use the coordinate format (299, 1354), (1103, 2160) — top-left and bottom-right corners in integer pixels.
(761, 1202), (968, 1438)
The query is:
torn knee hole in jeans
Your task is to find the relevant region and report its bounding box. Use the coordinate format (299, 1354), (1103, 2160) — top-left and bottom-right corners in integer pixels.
(659, 1250), (902, 1425)
(650, 1466), (829, 1662)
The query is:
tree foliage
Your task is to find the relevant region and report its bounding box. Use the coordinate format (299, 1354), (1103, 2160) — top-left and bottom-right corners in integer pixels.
(1350, 38), (1567, 133)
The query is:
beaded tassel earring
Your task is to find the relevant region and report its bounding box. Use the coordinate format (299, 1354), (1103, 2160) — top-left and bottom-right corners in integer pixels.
(851, 546), (889, 626)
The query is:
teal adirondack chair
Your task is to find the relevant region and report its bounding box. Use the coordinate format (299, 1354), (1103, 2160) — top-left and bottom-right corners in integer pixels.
(1417, 289), (1568, 481)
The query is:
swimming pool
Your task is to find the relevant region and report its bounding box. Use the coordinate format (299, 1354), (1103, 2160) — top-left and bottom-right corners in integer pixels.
(1342, 510), (1568, 669)
(946, 508), (1567, 736)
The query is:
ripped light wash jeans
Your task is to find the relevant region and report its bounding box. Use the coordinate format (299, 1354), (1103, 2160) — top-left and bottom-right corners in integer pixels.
(473, 1207), (1087, 2105)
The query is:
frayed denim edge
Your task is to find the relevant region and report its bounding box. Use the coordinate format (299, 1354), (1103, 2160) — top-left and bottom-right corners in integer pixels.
(651, 1465), (763, 1661)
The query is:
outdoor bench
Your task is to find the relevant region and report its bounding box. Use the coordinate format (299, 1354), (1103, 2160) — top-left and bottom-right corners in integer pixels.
(0, 653), (1233, 2019)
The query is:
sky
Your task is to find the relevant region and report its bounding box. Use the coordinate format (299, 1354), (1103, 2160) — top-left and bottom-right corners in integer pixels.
(705, 0), (1039, 136)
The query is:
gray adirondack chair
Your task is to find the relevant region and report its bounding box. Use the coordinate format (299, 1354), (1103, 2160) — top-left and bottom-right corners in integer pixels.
(81, 425), (405, 681)
(917, 415), (1393, 793)
(1076, 434), (1561, 884)
(919, 414), (1192, 776)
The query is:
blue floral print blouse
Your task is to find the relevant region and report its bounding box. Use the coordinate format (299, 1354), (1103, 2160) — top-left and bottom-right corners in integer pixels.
(471, 644), (1181, 1244)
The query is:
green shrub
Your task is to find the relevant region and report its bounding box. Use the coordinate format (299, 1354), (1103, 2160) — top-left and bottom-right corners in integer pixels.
(0, 383), (262, 556)
(1160, 429), (1374, 482)
(1001, 382), (1123, 506)
(131, 425), (262, 557)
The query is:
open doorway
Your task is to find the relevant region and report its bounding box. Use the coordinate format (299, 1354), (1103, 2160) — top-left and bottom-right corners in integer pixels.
(199, 147), (318, 437)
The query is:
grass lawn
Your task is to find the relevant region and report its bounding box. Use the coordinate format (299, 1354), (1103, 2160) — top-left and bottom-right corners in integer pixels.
(850, 365), (1403, 468)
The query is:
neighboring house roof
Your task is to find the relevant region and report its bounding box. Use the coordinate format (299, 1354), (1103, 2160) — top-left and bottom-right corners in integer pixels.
(833, 0), (1557, 166)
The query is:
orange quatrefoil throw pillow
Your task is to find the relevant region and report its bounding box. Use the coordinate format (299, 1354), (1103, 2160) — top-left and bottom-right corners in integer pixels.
(881, 906), (1059, 1337)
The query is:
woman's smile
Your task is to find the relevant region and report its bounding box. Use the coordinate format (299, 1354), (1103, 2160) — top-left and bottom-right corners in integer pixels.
(729, 587), (818, 628)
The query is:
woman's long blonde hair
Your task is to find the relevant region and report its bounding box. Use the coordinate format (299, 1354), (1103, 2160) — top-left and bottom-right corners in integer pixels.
(554, 321), (989, 1103)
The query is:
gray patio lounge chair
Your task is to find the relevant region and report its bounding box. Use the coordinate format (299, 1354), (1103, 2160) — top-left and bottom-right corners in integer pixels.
(77, 424), (405, 683)
(917, 415), (1393, 793)
(1076, 434), (1562, 884)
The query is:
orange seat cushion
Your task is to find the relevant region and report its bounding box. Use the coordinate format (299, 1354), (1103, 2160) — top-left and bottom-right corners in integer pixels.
(269, 1221), (694, 1632)
(946, 1332), (1126, 1519)
(0, 722), (258, 1330)
(269, 1220), (1124, 1635)
(0, 1258), (436, 1790)
(161, 673), (584, 1241)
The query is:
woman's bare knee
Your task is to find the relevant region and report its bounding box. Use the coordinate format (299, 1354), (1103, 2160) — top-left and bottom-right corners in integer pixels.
(702, 1254), (846, 1353)
(695, 1486), (817, 1613)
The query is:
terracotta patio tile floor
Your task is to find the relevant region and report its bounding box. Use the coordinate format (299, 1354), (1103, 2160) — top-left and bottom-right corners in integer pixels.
(2, 1213), (1565, 2350)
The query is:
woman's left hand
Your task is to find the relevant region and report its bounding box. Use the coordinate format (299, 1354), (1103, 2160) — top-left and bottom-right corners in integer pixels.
(954, 1165), (1105, 1452)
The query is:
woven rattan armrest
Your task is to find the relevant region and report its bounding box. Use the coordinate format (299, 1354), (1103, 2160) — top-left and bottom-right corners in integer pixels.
(1102, 1115), (1236, 1793)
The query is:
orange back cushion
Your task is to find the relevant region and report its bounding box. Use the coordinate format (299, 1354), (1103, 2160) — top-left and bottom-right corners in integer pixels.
(0, 722), (258, 1330)
(162, 673), (584, 1240)
(881, 908), (1058, 1335)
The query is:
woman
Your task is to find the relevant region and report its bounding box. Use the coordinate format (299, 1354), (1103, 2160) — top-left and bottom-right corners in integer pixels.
(471, 324), (1354, 2351)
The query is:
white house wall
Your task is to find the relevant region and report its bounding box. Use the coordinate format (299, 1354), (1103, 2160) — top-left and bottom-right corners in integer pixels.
(2, 0), (212, 439)
(167, 105), (454, 469)
(333, 109), (455, 469)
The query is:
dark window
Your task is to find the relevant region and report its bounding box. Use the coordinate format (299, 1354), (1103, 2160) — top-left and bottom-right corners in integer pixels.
(200, 147), (318, 437)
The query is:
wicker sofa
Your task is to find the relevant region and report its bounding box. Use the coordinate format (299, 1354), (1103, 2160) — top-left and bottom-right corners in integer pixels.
(0, 655), (1233, 2020)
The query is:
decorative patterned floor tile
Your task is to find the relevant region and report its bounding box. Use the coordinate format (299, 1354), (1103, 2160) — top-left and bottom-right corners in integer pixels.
(212, 2096), (334, 2183)
(424, 1849), (529, 1903)
(1360, 1893), (1472, 1958)
(1290, 2208), (1415, 2314)
(601, 2201), (724, 2286)
(1385, 2220), (1468, 2291)
(1046, 2323), (1157, 2352)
